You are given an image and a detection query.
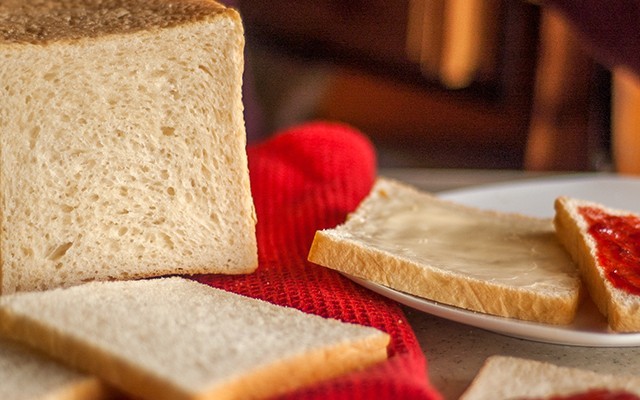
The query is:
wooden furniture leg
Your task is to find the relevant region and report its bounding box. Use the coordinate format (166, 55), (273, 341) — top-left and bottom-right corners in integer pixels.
(612, 68), (640, 175)
(524, 8), (594, 171)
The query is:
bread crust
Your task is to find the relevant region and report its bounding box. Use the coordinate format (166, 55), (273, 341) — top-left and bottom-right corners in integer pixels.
(310, 231), (578, 325)
(554, 196), (640, 332)
(0, 0), (233, 44)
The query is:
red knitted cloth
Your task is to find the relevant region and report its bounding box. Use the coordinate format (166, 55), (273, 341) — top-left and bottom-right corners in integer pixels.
(195, 122), (441, 400)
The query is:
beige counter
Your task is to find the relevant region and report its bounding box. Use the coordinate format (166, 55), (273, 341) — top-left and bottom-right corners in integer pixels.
(380, 168), (640, 400)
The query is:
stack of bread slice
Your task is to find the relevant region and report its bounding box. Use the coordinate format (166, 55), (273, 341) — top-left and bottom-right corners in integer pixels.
(0, 338), (117, 400)
(0, 1), (390, 399)
(0, 277), (390, 400)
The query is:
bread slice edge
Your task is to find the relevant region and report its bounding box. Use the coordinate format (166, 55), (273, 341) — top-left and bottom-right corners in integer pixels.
(554, 196), (640, 332)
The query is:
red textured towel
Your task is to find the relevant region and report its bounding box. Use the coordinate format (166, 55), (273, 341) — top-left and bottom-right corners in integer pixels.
(196, 122), (441, 400)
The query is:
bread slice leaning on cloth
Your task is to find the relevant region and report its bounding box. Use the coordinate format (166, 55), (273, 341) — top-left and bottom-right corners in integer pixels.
(0, 338), (118, 400)
(460, 355), (640, 400)
(0, 277), (390, 400)
(0, 0), (257, 294)
(308, 178), (582, 325)
(554, 196), (640, 332)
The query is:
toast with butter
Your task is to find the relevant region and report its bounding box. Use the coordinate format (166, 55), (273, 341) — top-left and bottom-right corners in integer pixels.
(308, 178), (581, 325)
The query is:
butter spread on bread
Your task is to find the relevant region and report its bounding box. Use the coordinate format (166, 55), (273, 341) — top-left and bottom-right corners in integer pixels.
(309, 178), (581, 325)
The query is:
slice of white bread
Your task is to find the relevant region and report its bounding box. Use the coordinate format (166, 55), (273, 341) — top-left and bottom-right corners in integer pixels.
(0, 0), (257, 294)
(554, 196), (640, 332)
(0, 338), (117, 400)
(0, 277), (390, 400)
(460, 355), (640, 400)
(308, 178), (582, 325)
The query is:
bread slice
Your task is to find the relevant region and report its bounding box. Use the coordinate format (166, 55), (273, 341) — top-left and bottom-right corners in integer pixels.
(308, 178), (582, 325)
(0, 277), (390, 400)
(554, 196), (640, 332)
(460, 355), (640, 400)
(0, 0), (257, 294)
(0, 338), (116, 400)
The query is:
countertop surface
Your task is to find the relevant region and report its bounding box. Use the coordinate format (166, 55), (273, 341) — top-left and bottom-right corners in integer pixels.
(379, 168), (640, 400)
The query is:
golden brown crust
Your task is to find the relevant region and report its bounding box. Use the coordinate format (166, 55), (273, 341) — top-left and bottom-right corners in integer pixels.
(554, 197), (640, 332)
(0, 0), (231, 44)
(208, 333), (390, 400)
(309, 231), (580, 325)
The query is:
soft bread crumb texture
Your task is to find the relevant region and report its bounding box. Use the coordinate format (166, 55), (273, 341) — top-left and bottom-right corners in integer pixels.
(0, 277), (390, 400)
(0, 0), (228, 44)
(0, 338), (114, 400)
(0, 0), (257, 294)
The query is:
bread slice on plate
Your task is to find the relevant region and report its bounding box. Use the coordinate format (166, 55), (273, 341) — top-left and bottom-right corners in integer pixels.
(308, 178), (582, 325)
(0, 277), (390, 400)
(0, 338), (117, 400)
(460, 355), (640, 400)
(0, 0), (257, 294)
(554, 196), (640, 332)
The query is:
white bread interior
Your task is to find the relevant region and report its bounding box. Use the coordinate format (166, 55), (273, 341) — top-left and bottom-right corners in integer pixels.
(460, 355), (640, 400)
(308, 178), (582, 325)
(0, 337), (116, 400)
(554, 196), (640, 332)
(0, 277), (390, 400)
(0, 0), (257, 294)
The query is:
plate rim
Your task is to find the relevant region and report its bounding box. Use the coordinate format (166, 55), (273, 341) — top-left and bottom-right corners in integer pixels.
(346, 274), (640, 347)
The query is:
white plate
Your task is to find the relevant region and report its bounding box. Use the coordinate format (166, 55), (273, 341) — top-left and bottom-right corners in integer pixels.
(347, 173), (640, 347)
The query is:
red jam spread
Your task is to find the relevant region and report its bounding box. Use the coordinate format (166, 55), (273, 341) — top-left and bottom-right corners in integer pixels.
(533, 388), (640, 399)
(579, 206), (640, 296)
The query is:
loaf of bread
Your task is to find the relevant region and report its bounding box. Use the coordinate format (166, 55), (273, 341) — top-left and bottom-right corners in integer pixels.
(308, 178), (582, 325)
(554, 196), (640, 332)
(460, 355), (640, 400)
(0, 277), (390, 400)
(0, 338), (117, 400)
(0, 0), (257, 294)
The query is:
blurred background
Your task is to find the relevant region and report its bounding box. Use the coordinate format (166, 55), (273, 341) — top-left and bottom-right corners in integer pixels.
(231, 0), (639, 173)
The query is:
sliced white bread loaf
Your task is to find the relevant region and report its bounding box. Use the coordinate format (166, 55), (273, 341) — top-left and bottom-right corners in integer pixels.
(554, 196), (640, 332)
(460, 355), (640, 400)
(308, 178), (582, 325)
(0, 0), (257, 294)
(0, 277), (390, 400)
(0, 338), (117, 400)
